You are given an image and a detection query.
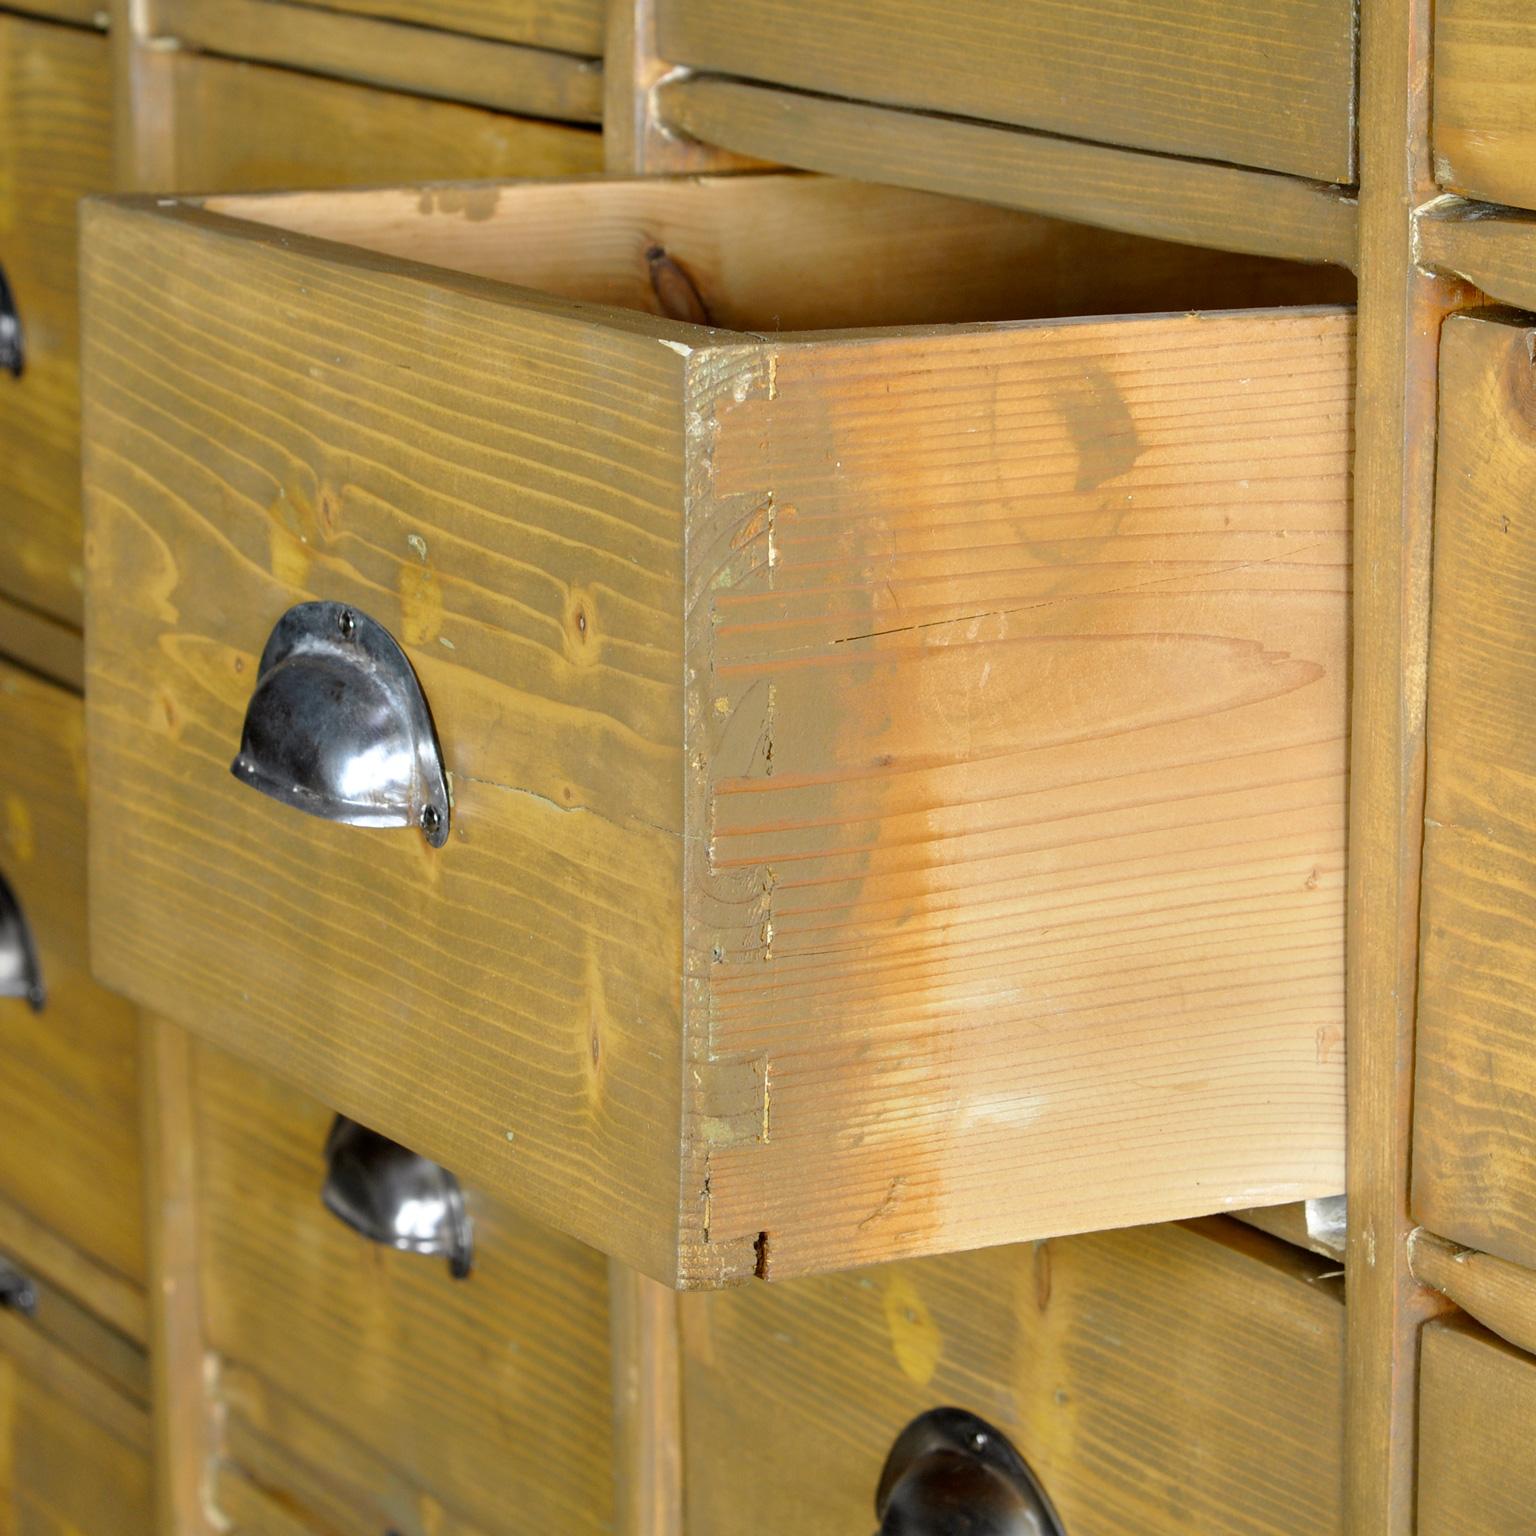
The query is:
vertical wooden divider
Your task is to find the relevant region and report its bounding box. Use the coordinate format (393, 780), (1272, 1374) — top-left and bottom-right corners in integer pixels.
(109, 0), (176, 191)
(608, 1259), (686, 1536)
(1346, 0), (1471, 1529)
(140, 1018), (216, 1536)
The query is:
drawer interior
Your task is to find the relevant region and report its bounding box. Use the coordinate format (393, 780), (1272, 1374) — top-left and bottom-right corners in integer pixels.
(204, 172), (1356, 332)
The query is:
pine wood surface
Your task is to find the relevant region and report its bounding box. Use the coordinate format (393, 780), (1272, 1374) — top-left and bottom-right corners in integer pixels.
(152, 0), (604, 122)
(84, 182), (1350, 1286)
(656, 78), (1360, 269)
(679, 1218), (1345, 1536)
(242, 0), (605, 54)
(1417, 1316), (1536, 1534)
(158, 48), (599, 193)
(1417, 202), (1536, 323)
(1413, 311), (1536, 1270)
(193, 1040), (615, 1535)
(1433, 0), (1536, 210)
(0, 660), (145, 1298)
(654, 0), (1357, 184)
(0, 1342), (152, 1534)
(0, 12), (113, 627)
(1407, 1227), (1536, 1359)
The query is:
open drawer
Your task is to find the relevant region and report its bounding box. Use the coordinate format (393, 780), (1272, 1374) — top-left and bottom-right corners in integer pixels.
(81, 173), (1352, 1287)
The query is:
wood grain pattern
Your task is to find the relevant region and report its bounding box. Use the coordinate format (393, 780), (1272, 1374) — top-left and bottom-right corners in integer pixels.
(657, 78), (1359, 269)
(0, 594), (84, 693)
(1418, 201), (1536, 314)
(1343, 0), (1467, 1523)
(153, 0), (603, 122)
(683, 308), (1351, 1280)
(84, 184), (1350, 1287)
(247, 0), (604, 54)
(1235, 1196), (1347, 1262)
(142, 1018), (216, 1536)
(3, 2), (106, 25)
(1414, 310), (1536, 1271)
(655, 0), (1357, 184)
(1418, 1316), (1536, 1534)
(194, 1040), (615, 1536)
(0, 13), (114, 627)
(1433, 0), (1536, 209)
(0, 1342), (152, 1534)
(206, 176), (1358, 327)
(159, 49), (599, 192)
(679, 1218), (1345, 1535)
(83, 194), (692, 1279)
(1408, 1227), (1536, 1358)
(0, 660), (145, 1297)
(608, 1260), (683, 1536)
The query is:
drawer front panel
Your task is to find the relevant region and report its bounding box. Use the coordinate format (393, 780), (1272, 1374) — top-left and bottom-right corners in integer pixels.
(277, 0), (603, 54)
(656, 0), (1356, 184)
(83, 177), (1350, 1286)
(0, 1350), (152, 1534)
(162, 50), (600, 191)
(0, 13), (113, 627)
(1434, 0), (1536, 209)
(680, 1219), (1345, 1535)
(0, 660), (144, 1294)
(1415, 311), (1536, 1266)
(1419, 1316), (1536, 1533)
(195, 1040), (615, 1536)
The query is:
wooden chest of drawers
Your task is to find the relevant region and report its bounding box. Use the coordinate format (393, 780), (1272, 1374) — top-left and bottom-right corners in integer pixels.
(81, 170), (1350, 1288)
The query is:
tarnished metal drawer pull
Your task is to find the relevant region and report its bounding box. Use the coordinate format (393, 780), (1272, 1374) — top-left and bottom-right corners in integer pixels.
(0, 261), (22, 378)
(876, 1409), (1065, 1535)
(231, 601), (450, 847)
(0, 1258), (38, 1316)
(321, 1116), (473, 1278)
(0, 868), (44, 1011)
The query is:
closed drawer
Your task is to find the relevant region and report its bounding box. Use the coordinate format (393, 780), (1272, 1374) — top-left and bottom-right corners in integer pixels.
(656, 0), (1356, 185)
(159, 49), (600, 191)
(1434, 0), (1536, 209)
(1419, 1316), (1536, 1533)
(192, 1039), (614, 1535)
(273, 0), (603, 54)
(0, 12), (113, 627)
(0, 659), (144, 1303)
(1415, 310), (1536, 1267)
(82, 172), (1351, 1288)
(0, 1333), (152, 1534)
(680, 1218), (1345, 1534)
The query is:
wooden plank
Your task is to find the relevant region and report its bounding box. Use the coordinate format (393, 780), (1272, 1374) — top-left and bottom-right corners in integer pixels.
(681, 308), (1351, 1281)
(608, 1261), (683, 1536)
(0, 660), (146, 1295)
(0, 12), (114, 627)
(1235, 1197), (1348, 1262)
(153, 0), (603, 122)
(1, 2), (108, 24)
(1418, 1316), (1536, 1534)
(1418, 201), (1536, 318)
(1343, 0), (1470, 1526)
(603, 0), (756, 174)
(1433, 0), (1536, 210)
(1408, 1228), (1536, 1359)
(1413, 311), (1536, 1271)
(195, 1041), (615, 1535)
(655, 0), (1357, 184)
(251, 0), (604, 55)
(82, 194), (693, 1280)
(656, 77), (1359, 268)
(204, 176), (1358, 332)
(156, 49), (599, 191)
(679, 1219), (1345, 1535)
(0, 1344), (153, 1533)
(142, 1019), (217, 1536)
(0, 594), (85, 693)
(0, 1195), (145, 1345)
